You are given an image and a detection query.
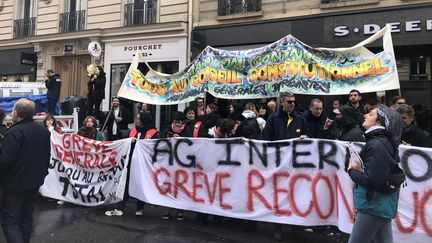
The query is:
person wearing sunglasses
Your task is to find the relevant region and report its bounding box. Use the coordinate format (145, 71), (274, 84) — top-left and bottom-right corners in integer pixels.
(263, 92), (308, 142)
(262, 92), (308, 241)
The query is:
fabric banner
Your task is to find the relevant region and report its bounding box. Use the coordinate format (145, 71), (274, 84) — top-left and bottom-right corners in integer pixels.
(129, 138), (431, 243)
(39, 132), (132, 206)
(118, 26), (399, 105)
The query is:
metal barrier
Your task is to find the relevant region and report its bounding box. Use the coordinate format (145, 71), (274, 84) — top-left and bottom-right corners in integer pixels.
(3, 108), (79, 133)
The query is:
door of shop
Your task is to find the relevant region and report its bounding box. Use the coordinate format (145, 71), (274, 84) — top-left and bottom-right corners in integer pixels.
(55, 55), (91, 101)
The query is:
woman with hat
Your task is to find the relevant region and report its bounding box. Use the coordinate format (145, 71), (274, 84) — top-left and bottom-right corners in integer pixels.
(347, 105), (403, 243)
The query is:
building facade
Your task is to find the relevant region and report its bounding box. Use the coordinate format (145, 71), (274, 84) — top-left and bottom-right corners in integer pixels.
(192, 0), (432, 131)
(0, 0), (192, 129)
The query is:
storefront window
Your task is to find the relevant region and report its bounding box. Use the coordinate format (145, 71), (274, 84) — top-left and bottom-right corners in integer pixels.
(410, 57), (427, 80)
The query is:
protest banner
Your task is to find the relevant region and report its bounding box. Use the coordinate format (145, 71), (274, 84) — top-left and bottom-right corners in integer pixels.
(39, 132), (132, 206)
(129, 137), (432, 243)
(118, 27), (399, 104)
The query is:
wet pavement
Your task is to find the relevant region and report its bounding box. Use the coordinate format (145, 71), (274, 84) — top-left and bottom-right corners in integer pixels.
(0, 196), (344, 243)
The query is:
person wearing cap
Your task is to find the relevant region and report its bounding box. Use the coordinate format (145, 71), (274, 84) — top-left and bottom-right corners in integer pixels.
(347, 105), (403, 243)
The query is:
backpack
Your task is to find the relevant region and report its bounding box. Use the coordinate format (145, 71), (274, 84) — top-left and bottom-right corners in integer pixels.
(245, 117), (262, 139)
(375, 139), (406, 194)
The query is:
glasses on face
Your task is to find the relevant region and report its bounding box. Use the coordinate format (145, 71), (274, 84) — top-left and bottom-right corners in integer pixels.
(286, 100), (295, 104)
(396, 102), (405, 105)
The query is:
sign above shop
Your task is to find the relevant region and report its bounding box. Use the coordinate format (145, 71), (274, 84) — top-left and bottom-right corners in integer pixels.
(20, 53), (36, 66)
(88, 42), (102, 57)
(334, 20), (432, 36)
(105, 40), (185, 63)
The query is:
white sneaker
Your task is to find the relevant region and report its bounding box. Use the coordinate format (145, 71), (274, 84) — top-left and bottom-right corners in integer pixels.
(57, 200), (64, 205)
(105, 209), (123, 216)
(135, 210), (143, 216)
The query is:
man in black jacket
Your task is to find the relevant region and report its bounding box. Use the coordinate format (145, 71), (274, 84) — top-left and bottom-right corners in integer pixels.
(44, 69), (62, 115)
(397, 104), (431, 147)
(0, 99), (51, 243)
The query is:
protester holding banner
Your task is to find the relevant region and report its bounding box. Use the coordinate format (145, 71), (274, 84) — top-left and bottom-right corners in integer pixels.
(86, 65), (106, 122)
(262, 92), (307, 240)
(160, 111), (192, 220)
(348, 105), (403, 243)
(105, 111), (158, 217)
(263, 92), (308, 142)
(302, 98), (325, 138)
(43, 115), (62, 134)
(208, 118), (235, 138)
(77, 116), (105, 141)
(0, 98), (51, 243)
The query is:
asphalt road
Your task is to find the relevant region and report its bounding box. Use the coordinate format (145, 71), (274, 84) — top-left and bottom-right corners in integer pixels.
(0, 196), (345, 243)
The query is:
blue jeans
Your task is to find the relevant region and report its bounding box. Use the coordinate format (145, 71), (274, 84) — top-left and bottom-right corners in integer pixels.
(1, 189), (38, 243)
(348, 211), (393, 243)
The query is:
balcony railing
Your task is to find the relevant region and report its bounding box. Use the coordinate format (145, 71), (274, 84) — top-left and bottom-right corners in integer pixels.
(218, 0), (261, 16)
(59, 10), (86, 33)
(124, 1), (157, 26)
(13, 18), (35, 38)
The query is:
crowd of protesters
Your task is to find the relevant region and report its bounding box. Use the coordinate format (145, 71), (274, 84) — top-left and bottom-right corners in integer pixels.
(0, 89), (431, 242)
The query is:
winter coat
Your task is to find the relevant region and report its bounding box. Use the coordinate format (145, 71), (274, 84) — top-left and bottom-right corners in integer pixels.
(242, 110), (266, 132)
(44, 74), (62, 99)
(185, 119), (207, 138)
(302, 111), (325, 138)
(402, 122), (431, 147)
(0, 119), (51, 192)
(263, 107), (307, 141)
(349, 128), (400, 219)
(339, 105), (365, 142)
(87, 72), (106, 100)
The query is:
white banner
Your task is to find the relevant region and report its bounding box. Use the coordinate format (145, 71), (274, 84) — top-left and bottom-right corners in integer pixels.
(130, 138), (432, 243)
(39, 132), (132, 206)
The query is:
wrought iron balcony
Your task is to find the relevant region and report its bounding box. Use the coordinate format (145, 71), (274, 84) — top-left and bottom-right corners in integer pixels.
(124, 1), (157, 26)
(13, 18), (35, 38)
(218, 0), (261, 16)
(59, 10), (86, 33)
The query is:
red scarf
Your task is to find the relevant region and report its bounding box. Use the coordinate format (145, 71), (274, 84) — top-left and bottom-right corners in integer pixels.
(171, 122), (185, 135)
